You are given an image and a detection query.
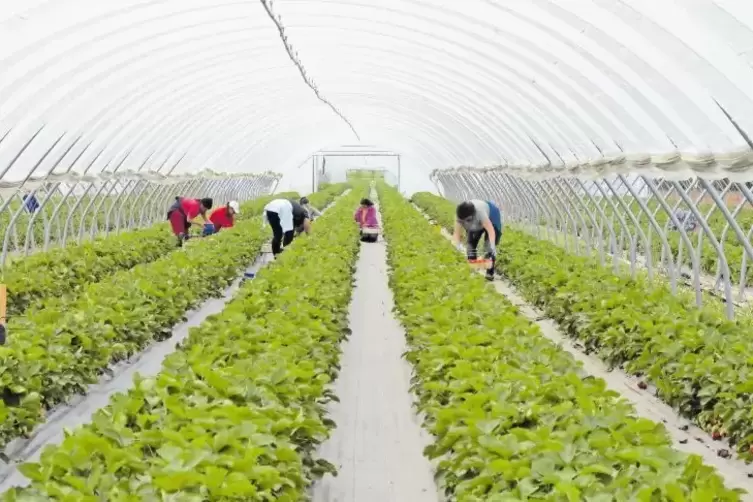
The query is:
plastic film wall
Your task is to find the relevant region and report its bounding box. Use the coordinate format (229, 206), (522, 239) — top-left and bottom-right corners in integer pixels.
(3, 1), (753, 272)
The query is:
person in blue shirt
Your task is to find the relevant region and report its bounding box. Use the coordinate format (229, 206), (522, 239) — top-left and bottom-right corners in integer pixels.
(452, 199), (503, 281)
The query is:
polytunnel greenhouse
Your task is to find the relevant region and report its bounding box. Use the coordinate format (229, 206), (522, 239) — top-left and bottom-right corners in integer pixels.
(4, 0), (753, 500)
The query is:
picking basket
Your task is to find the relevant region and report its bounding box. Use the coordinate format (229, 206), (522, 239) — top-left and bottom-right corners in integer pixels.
(468, 258), (493, 270)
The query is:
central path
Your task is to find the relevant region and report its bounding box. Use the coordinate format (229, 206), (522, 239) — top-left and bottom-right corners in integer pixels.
(312, 207), (438, 502)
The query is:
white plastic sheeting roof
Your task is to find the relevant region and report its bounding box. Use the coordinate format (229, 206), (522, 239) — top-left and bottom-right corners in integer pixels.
(2, 0), (753, 192)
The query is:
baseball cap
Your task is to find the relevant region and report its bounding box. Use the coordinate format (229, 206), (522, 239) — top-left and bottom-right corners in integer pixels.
(228, 200), (240, 214)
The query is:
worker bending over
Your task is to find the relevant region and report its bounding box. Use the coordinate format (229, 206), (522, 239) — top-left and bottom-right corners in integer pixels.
(354, 198), (379, 242)
(295, 197), (321, 235)
(299, 197), (322, 220)
(452, 199), (503, 281)
(205, 200), (240, 235)
(167, 197), (213, 246)
(263, 198), (311, 255)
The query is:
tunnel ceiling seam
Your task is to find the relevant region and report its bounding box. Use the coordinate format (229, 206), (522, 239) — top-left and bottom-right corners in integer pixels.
(259, 0), (361, 141)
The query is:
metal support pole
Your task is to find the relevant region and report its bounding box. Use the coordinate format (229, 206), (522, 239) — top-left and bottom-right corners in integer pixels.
(312, 155), (316, 193)
(397, 155), (402, 193)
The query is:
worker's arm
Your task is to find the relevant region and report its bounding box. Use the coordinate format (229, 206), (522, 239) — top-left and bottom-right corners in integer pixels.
(482, 218), (496, 255)
(303, 218), (312, 234)
(452, 221), (463, 245)
(189, 211), (209, 225)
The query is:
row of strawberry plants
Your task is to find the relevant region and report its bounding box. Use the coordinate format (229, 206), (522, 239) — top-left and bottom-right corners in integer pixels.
(387, 186), (740, 500)
(413, 191), (753, 460)
(3, 187), (364, 500)
(303, 183), (349, 210)
(3, 191), (300, 318)
(3, 225), (174, 318)
(0, 187), (341, 450)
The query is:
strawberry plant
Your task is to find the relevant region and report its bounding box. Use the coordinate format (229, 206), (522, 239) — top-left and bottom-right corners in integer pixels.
(413, 191), (753, 460)
(0, 189), (356, 450)
(2, 187), (365, 500)
(3, 225), (174, 317)
(387, 186), (741, 500)
(304, 183), (350, 208)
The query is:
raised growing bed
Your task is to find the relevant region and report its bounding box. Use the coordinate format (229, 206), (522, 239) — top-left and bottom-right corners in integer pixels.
(412, 191), (753, 461)
(0, 188), (356, 450)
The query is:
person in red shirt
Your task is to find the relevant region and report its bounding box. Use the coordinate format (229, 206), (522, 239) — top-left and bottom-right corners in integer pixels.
(166, 197), (213, 246)
(207, 200), (240, 234)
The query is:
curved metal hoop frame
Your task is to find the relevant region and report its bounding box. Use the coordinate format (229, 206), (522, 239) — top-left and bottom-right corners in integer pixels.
(0, 172), (280, 267)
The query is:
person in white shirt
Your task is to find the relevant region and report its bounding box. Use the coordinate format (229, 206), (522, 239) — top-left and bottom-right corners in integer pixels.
(263, 199), (311, 255)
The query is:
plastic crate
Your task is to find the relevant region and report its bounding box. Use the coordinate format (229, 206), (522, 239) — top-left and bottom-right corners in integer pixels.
(468, 258), (493, 270)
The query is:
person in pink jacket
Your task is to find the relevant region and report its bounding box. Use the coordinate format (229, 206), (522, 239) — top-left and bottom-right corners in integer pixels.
(354, 198), (379, 242)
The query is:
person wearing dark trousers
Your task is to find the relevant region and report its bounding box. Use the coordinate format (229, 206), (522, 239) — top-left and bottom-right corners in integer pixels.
(263, 198), (310, 255)
(452, 199), (503, 281)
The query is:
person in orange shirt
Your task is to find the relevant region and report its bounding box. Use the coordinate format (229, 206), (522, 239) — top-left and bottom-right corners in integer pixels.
(166, 197), (213, 246)
(207, 200), (240, 234)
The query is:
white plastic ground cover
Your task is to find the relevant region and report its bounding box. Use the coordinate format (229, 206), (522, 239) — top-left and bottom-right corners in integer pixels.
(413, 203), (753, 497)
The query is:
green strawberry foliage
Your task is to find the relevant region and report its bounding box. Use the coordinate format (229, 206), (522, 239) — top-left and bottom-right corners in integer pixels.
(384, 186), (741, 500)
(0, 187), (347, 451)
(412, 191), (753, 460)
(2, 184), (365, 501)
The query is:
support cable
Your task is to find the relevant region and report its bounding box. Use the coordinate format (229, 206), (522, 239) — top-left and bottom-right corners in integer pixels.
(259, 0), (361, 140)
